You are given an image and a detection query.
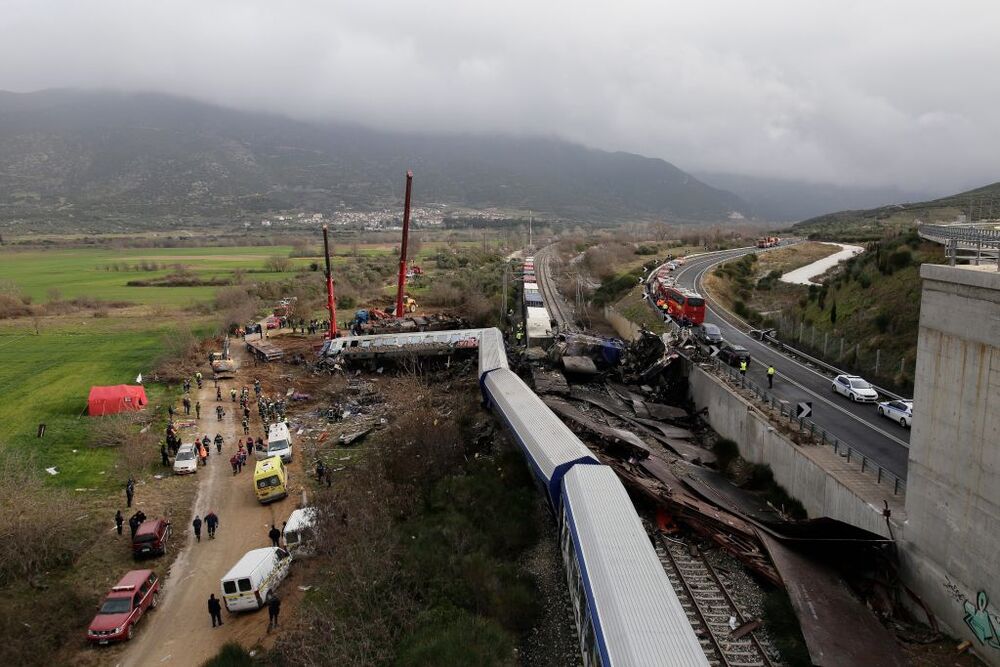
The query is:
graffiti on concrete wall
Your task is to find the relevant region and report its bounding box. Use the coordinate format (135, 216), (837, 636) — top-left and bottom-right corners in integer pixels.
(945, 578), (1000, 649)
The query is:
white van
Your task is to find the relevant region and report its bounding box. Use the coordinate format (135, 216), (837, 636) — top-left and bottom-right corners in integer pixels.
(257, 422), (292, 463)
(220, 547), (292, 612)
(283, 508), (318, 557)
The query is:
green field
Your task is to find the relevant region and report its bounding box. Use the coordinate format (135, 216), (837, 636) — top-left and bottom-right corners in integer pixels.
(0, 316), (183, 489)
(0, 242), (477, 306)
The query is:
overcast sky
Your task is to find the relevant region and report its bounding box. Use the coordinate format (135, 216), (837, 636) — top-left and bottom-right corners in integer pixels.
(1, 1), (997, 193)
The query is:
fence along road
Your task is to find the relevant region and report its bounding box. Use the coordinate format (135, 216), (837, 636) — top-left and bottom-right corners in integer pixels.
(659, 247), (911, 481)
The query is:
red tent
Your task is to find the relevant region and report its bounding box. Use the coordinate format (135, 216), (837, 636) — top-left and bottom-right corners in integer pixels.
(87, 385), (149, 416)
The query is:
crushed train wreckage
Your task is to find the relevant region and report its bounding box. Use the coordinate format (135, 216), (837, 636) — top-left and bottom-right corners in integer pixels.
(309, 324), (913, 666)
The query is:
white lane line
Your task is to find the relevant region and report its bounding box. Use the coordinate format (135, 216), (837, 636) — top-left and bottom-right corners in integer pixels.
(690, 259), (910, 451)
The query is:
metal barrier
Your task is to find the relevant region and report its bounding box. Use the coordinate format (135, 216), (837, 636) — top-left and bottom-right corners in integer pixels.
(919, 224), (1000, 271)
(707, 357), (906, 496)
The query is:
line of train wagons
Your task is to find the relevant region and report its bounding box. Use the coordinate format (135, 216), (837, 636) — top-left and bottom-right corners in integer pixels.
(478, 328), (709, 667)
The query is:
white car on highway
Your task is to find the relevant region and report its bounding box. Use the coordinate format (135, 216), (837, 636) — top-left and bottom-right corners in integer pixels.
(831, 374), (879, 403)
(877, 399), (914, 428)
(173, 444), (198, 475)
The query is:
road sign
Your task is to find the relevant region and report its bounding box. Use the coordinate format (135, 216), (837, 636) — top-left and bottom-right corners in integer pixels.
(796, 401), (812, 419)
(709, 345), (721, 357)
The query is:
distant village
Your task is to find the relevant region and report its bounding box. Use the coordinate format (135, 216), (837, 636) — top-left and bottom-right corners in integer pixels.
(249, 205), (519, 231)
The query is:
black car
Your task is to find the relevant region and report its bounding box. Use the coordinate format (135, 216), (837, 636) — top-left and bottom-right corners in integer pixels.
(695, 323), (724, 345)
(717, 344), (751, 367)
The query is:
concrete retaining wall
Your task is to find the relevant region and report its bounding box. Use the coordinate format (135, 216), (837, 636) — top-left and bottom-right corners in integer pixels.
(897, 264), (1000, 666)
(687, 363), (893, 538)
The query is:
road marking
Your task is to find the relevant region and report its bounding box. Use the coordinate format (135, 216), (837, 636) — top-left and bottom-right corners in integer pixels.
(688, 257), (911, 451)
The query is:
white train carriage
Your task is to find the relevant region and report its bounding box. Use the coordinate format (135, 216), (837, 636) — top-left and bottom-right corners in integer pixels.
(481, 367), (599, 507)
(561, 465), (710, 667)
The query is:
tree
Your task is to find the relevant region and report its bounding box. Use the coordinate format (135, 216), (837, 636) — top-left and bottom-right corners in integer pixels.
(830, 301), (838, 325)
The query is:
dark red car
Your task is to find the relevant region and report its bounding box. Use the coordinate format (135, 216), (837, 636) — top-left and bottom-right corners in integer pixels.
(132, 518), (171, 559)
(87, 570), (160, 644)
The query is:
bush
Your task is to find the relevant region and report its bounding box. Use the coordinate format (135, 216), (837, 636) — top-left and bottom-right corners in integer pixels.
(203, 642), (256, 666)
(396, 607), (514, 667)
(264, 255), (293, 272)
(888, 249), (912, 270)
(713, 438), (740, 472)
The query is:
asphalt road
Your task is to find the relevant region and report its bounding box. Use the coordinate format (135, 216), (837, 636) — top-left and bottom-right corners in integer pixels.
(655, 247), (911, 480)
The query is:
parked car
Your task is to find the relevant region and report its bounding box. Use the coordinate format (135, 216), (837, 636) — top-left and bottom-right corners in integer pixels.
(87, 570), (160, 644)
(877, 399), (913, 427)
(717, 343), (751, 367)
(832, 375), (879, 403)
(695, 323), (724, 345)
(132, 518), (171, 559)
(173, 443), (198, 475)
(265, 316), (281, 330)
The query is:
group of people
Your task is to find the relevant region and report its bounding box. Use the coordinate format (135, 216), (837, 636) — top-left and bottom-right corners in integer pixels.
(191, 511), (219, 542)
(115, 508), (147, 538)
(229, 441), (253, 474)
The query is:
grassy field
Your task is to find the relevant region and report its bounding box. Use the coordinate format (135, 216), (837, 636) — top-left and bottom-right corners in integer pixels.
(0, 242), (475, 306)
(0, 316), (185, 489)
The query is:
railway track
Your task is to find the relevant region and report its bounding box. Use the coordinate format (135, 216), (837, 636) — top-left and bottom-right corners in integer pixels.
(534, 245), (573, 328)
(655, 535), (773, 667)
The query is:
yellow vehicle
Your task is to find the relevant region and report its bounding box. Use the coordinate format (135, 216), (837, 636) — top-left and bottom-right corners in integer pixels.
(402, 296), (417, 313)
(253, 456), (288, 504)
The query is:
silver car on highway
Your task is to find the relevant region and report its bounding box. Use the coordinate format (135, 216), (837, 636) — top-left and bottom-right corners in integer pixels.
(877, 399), (913, 428)
(831, 374), (879, 403)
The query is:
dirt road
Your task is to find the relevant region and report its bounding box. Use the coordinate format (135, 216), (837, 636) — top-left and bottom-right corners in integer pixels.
(120, 342), (305, 666)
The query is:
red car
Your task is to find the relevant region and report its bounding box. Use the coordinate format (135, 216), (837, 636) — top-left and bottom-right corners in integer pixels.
(87, 570), (160, 644)
(265, 317), (281, 330)
(132, 518), (171, 559)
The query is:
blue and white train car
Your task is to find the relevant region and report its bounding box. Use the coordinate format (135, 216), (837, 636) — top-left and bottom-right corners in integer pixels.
(561, 465), (710, 667)
(481, 367), (599, 507)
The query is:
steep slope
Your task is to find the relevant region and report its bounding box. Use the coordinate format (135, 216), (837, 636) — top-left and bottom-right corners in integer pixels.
(0, 89), (747, 228)
(792, 181), (1000, 240)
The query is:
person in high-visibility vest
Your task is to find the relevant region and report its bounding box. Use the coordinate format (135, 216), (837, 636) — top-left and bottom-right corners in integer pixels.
(739, 359), (747, 376)
(767, 365), (776, 388)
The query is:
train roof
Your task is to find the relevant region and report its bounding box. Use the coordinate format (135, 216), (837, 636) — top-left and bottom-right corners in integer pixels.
(562, 465), (710, 667)
(482, 368), (598, 506)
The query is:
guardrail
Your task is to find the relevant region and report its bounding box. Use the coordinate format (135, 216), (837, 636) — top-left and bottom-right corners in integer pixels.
(680, 259), (907, 401)
(919, 224), (1000, 271)
(707, 357), (906, 496)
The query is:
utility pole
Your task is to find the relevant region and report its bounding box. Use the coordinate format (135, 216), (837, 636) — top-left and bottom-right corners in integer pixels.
(528, 210), (533, 249)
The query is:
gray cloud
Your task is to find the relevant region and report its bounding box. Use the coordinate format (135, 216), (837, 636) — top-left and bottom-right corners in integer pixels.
(1, 0), (997, 192)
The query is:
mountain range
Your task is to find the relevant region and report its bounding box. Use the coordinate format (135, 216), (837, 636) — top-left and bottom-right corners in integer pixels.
(0, 89), (749, 231)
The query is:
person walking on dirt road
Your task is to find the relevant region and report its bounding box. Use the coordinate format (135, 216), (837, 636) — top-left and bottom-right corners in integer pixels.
(115, 510), (124, 536)
(125, 477), (135, 508)
(192, 515), (203, 542)
(214, 433), (224, 454)
(205, 512), (219, 539)
(195, 401), (201, 419)
(242, 418), (250, 436)
(216, 405), (224, 421)
(183, 396), (191, 415)
(216, 386), (222, 401)
(230, 388), (237, 402)
(267, 592), (281, 631)
(208, 594), (223, 627)
(268, 524), (281, 548)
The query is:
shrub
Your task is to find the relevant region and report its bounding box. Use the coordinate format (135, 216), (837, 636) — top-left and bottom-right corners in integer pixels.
(888, 249), (912, 270)
(713, 438), (740, 472)
(203, 642), (256, 666)
(264, 255), (293, 272)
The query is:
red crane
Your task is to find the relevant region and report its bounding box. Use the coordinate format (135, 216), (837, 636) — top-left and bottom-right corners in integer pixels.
(322, 225), (338, 338)
(394, 170), (414, 318)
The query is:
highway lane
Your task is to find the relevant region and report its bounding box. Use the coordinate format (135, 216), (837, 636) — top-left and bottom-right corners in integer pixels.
(656, 247), (911, 480)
